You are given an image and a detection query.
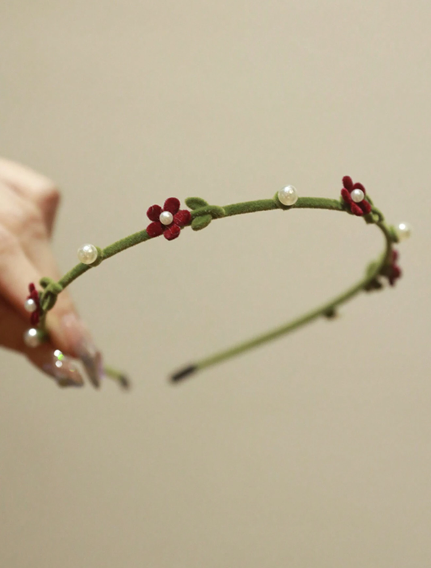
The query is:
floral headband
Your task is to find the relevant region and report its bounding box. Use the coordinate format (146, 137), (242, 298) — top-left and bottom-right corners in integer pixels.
(22, 176), (411, 388)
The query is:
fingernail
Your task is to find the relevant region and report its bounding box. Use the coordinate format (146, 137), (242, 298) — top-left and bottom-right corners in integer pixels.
(61, 313), (104, 388)
(43, 350), (85, 388)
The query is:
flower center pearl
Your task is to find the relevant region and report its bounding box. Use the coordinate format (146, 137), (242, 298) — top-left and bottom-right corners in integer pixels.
(24, 298), (38, 313)
(160, 211), (173, 226)
(351, 189), (365, 203)
(278, 185), (298, 206)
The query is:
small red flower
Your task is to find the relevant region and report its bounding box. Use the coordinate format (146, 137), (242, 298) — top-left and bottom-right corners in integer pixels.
(341, 176), (372, 216)
(146, 198), (191, 241)
(381, 249), (402, 286)
(27, 283), (42, 326)
(365, 249), (402, 292)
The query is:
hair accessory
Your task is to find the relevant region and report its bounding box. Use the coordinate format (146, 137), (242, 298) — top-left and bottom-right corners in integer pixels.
(24, 176), (411, 388)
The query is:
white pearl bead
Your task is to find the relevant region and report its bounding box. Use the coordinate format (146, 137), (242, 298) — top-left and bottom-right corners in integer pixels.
(278, 185), (298, 206)
(159, 211), (173, 226)
(396, 222), (412, 241)
(24, 298), (38, 313)
(24, 328), (41, 348)
(77, 243), (98, 265)
(351, 189), (365, 203)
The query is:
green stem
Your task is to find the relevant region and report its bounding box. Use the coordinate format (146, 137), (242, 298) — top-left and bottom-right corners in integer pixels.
(58, 229), (150, 289)
(37, 196), (393, 384)
(55, 198), (347, 291)
(194, 220), (392, 373)
(103, 365), (131, 390)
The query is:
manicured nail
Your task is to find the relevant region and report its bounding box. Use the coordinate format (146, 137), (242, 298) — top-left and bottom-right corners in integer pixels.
(61, 313), (104, 388)
(43, 350), (85, 387)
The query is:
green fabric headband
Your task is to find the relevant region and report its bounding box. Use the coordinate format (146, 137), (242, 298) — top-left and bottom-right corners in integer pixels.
(23, 176), (412, 388)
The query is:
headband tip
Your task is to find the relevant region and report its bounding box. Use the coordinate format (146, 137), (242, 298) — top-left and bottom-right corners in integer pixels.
(118, 374), (131, 390)
(171, 364), (197, 383)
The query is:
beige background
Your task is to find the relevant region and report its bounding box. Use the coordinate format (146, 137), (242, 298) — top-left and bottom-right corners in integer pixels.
(0, 1), (430, 567)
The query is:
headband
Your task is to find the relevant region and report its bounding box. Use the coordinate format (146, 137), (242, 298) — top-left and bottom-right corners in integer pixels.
(23, 176), (411, 388)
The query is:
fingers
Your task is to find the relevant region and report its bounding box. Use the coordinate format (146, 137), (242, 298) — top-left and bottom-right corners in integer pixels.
(0, 230), (101, 387)
(0, 297), (84, 388)
(0, 179), (77, 326)
(0, 157), (60, 236)
(0, 221), (43, 317)
(0, 159), (104, 388)
(0, 220), (79, 359)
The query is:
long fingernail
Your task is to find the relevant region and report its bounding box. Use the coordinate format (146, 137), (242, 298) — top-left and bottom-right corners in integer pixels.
(43, 350), (85, 387)
(61, 313), (103, 388)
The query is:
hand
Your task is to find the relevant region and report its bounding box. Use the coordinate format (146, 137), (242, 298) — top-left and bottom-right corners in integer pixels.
(0, 158), (103, 388)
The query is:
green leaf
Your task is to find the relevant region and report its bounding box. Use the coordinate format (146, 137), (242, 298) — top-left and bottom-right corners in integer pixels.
(366, 261), (378, 277)
(40, 291), (58, 311)
(364, 212), (375, 224)
(185, 197), (208, 210)
(191, 214), (212, 231)
(208, 205), (225, 218)
(388, 226), (399, 243)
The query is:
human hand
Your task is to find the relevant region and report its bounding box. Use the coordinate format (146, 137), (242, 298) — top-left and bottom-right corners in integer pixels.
(0, 158), (103, 388)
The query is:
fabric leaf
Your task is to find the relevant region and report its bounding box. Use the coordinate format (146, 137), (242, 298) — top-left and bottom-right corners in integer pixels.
(191, 214), (212, 231)
(185, 197), (208, 210)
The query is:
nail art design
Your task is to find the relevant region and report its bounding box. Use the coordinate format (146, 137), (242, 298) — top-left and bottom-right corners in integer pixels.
(43, 350), (85, 387)
(61, 313), (104, 388)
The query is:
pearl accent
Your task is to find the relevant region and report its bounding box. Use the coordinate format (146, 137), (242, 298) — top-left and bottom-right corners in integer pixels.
(396, 222), (412, 241)
(24, 298), (38, 313)
(24, 328), (41, 348)
(351, 189), (365, 203)
(53, 349), (69, 371)
(159, 211), (173, 226)
(53, 350), (70, 372)
(77, 243), (98, 265)
(278, 185), (298, 206)
(54, 350), (66, 370)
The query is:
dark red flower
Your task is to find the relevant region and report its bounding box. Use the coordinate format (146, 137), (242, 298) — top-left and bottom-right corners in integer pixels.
(146, 198), (191, 241)
(381, 249), (402, 286)
(365, 249), (402, 292)
(27, 283), (41, 326)
(341, 176), (372, 216)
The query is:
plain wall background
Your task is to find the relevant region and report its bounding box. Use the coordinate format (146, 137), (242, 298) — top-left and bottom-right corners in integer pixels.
(0, 1), (430, 567)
